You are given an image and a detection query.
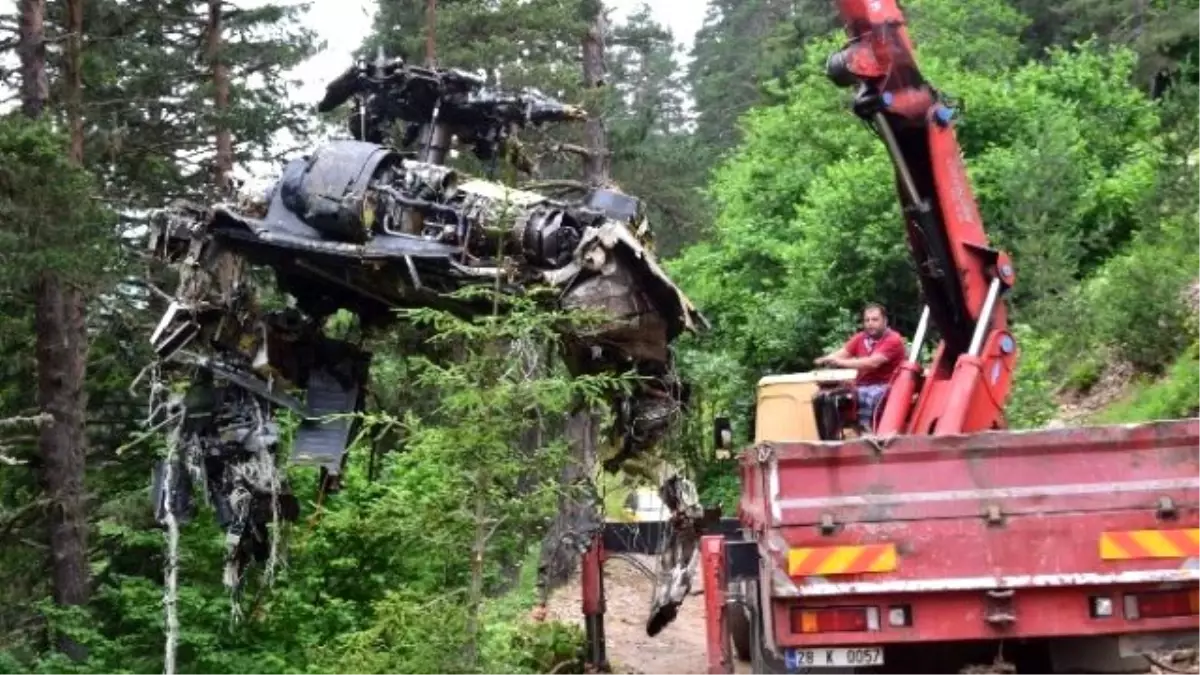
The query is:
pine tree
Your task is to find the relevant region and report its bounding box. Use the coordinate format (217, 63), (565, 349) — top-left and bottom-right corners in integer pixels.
(607, 4), (709, 255)
(32, 0), (320, 206)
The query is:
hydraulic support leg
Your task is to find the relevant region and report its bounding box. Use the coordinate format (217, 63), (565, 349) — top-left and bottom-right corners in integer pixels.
(581, 532), (609, 673)
(701, 534), (733, 674)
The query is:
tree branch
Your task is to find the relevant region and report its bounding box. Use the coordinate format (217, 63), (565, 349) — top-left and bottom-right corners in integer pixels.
(0, 413), (53, 430)
(544, 142), (599, 158)
(518, 179), (592, 198)
(0, 498), (49, 540)
(0, 415), (53, 466)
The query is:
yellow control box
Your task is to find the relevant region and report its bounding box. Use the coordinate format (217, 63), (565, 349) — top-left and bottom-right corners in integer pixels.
(754, 370), (856, 443)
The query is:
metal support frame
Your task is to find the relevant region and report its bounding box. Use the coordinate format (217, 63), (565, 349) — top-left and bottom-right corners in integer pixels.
(701, 535), (733, 674)
(580, 518), (746, 673)
(908, 305), (930, 363)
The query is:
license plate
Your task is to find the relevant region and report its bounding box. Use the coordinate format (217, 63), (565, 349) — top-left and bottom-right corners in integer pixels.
(784, 646), (884, 670)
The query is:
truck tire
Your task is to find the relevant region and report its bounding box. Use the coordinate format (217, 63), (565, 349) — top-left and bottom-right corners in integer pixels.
(729, 599), (752, 662)
(725, 578), (758, 664)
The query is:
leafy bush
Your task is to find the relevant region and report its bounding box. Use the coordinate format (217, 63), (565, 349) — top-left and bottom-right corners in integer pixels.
(502, 621), (585, 674)
(1063, 355), (1105, 394)
(669, 0), (1169, 429)
(1096, 341), (1200, 423)
(1085, 256), (1194, 372)
(1005, 324), (1059, 429)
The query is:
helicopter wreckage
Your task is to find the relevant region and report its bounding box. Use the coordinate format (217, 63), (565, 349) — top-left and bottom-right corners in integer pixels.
(146, 56), (713, 635)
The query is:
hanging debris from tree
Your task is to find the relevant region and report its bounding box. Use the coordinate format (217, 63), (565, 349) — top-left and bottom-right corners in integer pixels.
(138, 54), (709, 654)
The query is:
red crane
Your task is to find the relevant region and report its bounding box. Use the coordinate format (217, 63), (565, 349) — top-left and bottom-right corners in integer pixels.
(688, 3), (1198, 674)
(825, 0), (1019, 437)
(580, 5), (1200, 674)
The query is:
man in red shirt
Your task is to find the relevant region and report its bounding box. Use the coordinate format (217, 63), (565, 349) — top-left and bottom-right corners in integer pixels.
(815, 303), (907, 431)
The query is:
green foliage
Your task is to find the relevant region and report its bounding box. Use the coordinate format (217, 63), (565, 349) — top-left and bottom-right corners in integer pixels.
(1004, 324), (1059, 429)
(0, 117), (116, 289)
(1010, 0), (1200, 90)
(687, 0), (802, 155)
(669, 0), (1179, 440)
(2, 292), (624, 674)
(29, 0), (321, 206)
(1063, 355), (1105, 394)
(1082, 231), (1198, 372)
(1096, 341), (1200, 424)
(607, 5), (712, 255)
(906, 0), (1030, 72)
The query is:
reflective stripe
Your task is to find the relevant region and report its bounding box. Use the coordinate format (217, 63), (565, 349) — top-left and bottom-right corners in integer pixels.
(1100, 528), (1200, 560)
(787, 544), (897, 576)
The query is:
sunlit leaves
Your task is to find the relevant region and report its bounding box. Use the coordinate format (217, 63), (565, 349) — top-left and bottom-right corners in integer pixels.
(668, 0), (1174, 443)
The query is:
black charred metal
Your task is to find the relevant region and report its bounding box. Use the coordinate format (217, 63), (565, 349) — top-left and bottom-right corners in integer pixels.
(318, 55), (587, 167)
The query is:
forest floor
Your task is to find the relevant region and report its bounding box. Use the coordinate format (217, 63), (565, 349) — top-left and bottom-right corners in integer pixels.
(544, 553), (715, 674)
(1050, 359), (1137, 427)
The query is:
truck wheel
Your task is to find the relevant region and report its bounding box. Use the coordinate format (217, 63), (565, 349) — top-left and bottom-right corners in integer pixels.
(728, 600), (752, 662)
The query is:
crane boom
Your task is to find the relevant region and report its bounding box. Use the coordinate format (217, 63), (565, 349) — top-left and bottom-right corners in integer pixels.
(825, 0), (1019, 436)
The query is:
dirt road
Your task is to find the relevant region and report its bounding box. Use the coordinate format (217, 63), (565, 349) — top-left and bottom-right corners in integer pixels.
(544, 553), (711, 674)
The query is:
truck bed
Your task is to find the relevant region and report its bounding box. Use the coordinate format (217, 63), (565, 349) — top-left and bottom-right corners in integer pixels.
(736, 419), (1200, 645)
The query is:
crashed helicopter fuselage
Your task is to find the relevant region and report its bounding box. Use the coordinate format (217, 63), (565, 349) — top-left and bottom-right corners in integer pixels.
(146, 56), (710, 635)
(147, 136), (707, 594)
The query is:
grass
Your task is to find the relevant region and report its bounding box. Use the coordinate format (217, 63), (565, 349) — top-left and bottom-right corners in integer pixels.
(1093, 341), (1199, 424)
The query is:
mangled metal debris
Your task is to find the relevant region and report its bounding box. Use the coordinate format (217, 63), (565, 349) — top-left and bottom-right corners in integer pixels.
(142, 55), (709, 629)
(318, 53), (588, 166)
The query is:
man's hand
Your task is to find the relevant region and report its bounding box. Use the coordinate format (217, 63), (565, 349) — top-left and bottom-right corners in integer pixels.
(815, 355), (838, 367)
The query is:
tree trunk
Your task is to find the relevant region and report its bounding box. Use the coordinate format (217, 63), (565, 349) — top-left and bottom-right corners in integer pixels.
(465, 465), (488, 669)
(20, 0), (91, 661)
(537, 406), (601, 591)
(17, 0), (47, 119)
(534, 0), (613, 600)
(35, 274), (90, 662)
(424, 0), (437, 66)
(206, 0), (232, 193)
(581, 3), (610, 185)
(65, 0), (84, 163)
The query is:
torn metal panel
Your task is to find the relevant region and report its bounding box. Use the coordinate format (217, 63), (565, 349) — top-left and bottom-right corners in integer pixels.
(574, 221), (709, 337)
(292, 345), (371, 476)
(152, 456), (195, 526)
(293, 370), (359, 474)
